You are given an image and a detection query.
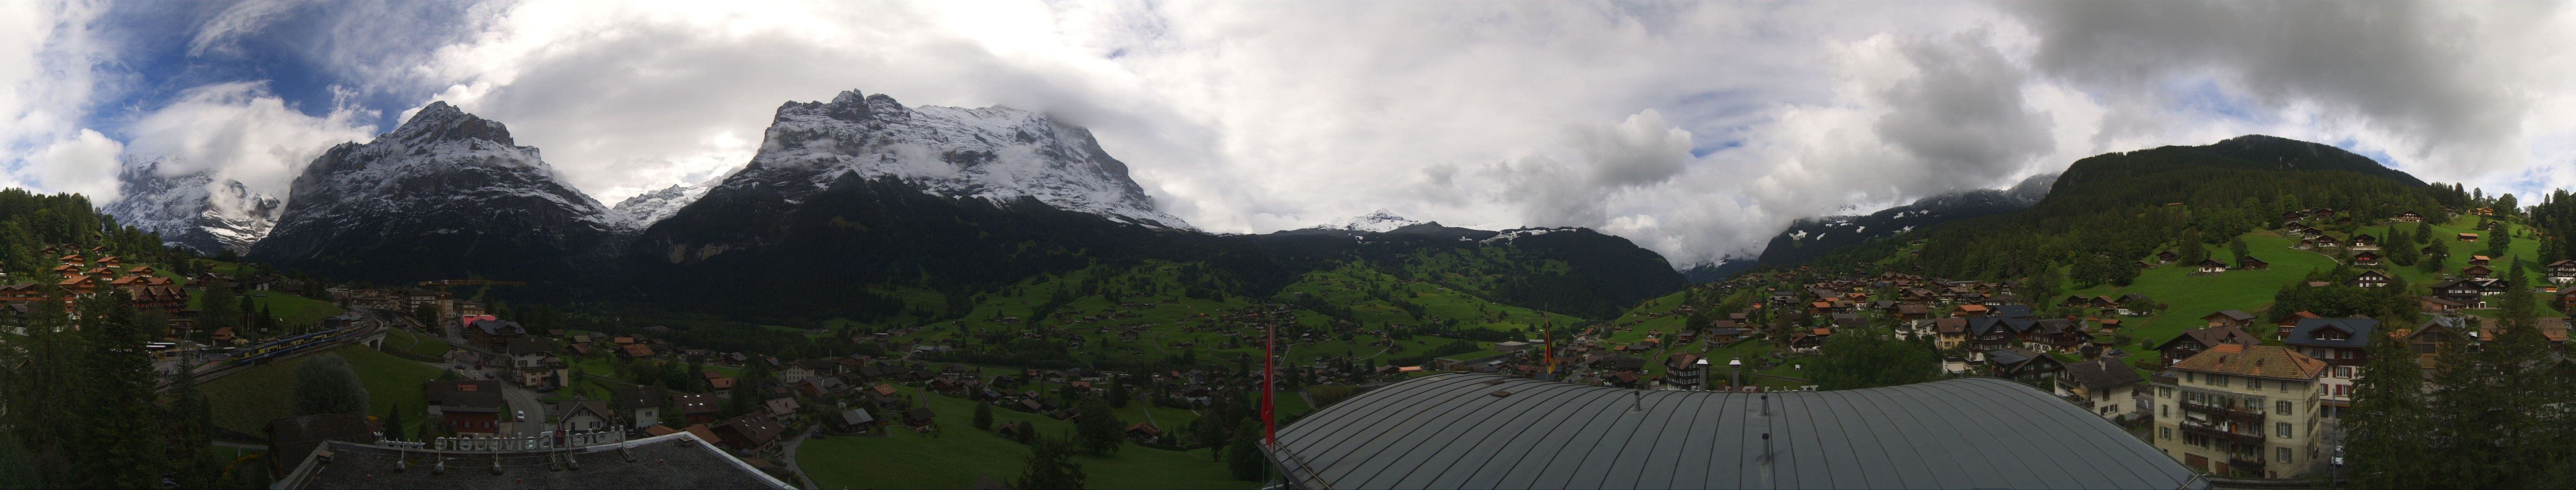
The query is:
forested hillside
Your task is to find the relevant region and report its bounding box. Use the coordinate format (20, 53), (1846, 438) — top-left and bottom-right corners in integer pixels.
(1805, 135), (2455, 289)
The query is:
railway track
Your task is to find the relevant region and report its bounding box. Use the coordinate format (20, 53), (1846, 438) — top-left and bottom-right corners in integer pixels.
(156, 314), (389, 392)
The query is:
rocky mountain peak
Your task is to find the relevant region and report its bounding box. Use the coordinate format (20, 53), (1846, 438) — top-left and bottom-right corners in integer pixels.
(715, 89), (1189, 229)
(390, 101), (515, 145)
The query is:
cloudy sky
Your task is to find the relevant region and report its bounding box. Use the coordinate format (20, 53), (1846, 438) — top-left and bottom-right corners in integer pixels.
(5, 1), (2576, 266)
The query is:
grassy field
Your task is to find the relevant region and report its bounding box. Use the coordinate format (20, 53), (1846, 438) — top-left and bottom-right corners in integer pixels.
(382, 328), (454, 359)
(202, 345), (443, 437)
(187, 289), (347, 328)
(2066, 232), (2344, 349)
(795, 384), (1251, 490)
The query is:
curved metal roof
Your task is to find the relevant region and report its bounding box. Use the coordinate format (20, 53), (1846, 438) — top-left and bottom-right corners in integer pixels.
(1267, 373), (2203, 490)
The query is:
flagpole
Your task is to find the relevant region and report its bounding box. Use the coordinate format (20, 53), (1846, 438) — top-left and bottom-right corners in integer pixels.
(1541, 309), (1555, 381)
(1263, 320), (1276, 448)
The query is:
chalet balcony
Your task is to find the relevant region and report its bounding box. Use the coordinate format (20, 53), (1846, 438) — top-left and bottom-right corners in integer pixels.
(2179, 400), (2267, 423)
(2180, 421), (2268, 445)
(2227, 456), (2267, 472)
(2059, 393), (2097, 410)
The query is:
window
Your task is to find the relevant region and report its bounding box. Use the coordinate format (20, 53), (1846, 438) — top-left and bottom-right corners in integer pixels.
(2161, 387), (2174, 398)
(2248, 379), (2263, 390)
(2187, 372), (2198, 383)
(2212, 375), (2229, 387)
(2161, 427), (2173, 440)
(2279, 447), (2293, 463)
(2276, 423), (2292, 438)
(2277, 401), (2292, 415)
(2162, 405), (2169, 418)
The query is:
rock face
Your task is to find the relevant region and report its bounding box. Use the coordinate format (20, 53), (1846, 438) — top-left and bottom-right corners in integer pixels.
(103, 156), (283, 255)
(249, 102), (627, 283)
(700, 90), (1189, 230)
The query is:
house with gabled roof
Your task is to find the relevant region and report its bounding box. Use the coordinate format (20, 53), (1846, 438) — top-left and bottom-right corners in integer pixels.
(2154, 325), (2257, 367)
(2202, 310), (2255, 329)
(2195, 258), (2228, 273)
(2284, 318), (2375, 367)
(2056, 357), (2146, 420)
(2347, 270), (2391, 288)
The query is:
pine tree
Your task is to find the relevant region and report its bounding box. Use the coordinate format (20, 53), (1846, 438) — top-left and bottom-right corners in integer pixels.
(71, 291), (159, 489)
(973, 401), (994, 431)
(1226, 419), (1266, 481)
(2343, 326), (2433, 488)
(384, 405), (407, 442)
(2417, 221), (2435, 244)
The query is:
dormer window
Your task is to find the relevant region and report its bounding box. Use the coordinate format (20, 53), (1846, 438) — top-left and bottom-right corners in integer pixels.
(2314, 328), (2349, 341)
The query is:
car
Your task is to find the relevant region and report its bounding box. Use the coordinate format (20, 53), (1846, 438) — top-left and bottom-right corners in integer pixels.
(516, 410), (527, 421)
(2333, 446), (2345, 468)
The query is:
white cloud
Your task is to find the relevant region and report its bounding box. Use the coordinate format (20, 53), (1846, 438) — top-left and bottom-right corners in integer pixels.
(123, 81), (379, 198)
(26, 128), (122, 200)
(187, 0), (297, 57)
(0, 1), (117, 198)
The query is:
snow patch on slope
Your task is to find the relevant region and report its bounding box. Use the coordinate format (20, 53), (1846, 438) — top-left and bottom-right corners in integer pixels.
(1307, 209), (1422, 233)
(728, 90), (1190, 229)
(103, 156), (283, 254)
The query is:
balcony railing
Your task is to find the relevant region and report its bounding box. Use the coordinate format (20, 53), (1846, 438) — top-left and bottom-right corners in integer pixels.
(2226, 456), (2268, 476)
(2180, 400), (2268, 423)
(2180, 421), (2268, 445)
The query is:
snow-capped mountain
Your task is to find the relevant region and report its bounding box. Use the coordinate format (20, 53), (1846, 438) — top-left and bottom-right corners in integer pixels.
(1752, 172), (2059, 267)
(714, 90), (1189, 229)
(249, 101), (628, 282)
(612, 176), (721, 227)
(1308, 209), (1422, 233)
(101, 156), (282, 255)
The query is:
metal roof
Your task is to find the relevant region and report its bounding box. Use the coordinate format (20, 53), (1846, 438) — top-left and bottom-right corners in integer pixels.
(1268, 373), (2204, 490)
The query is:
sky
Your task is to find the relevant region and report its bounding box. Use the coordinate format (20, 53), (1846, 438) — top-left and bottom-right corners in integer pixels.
(5, 1), (2576, 267)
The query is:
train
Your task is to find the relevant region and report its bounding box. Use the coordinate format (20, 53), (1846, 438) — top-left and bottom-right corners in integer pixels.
(233, 314), (372, 366)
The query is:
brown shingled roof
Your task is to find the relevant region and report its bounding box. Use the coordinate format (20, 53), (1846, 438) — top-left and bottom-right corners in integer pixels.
(2169, 344), (2324, 381)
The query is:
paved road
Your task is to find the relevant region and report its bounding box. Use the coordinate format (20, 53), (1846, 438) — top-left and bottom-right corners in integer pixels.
(776, 425), (821, 490)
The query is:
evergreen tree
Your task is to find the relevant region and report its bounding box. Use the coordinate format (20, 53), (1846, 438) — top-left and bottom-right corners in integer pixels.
(1013, 434), (1086, 490)
(71, 291), (159, 489)
(973, 401), (995, 431)
(384, 406), (407, 442)
(1073, 401), (1124, 456)
(2228, 237), (2250, 260)
(292, 354), (371, 416)
(2416, 221), (2434, 244)
(202, 280), (239, 334)
(1226, 419), (1266, 481)
(166, 355), (213, 459)
(1108, 378), (1131, 409)
(2343, 327), (2433, 489)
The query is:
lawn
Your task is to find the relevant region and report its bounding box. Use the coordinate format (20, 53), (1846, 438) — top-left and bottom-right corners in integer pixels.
(796, 384), (1251, 490)
(202, 345), (444, 437)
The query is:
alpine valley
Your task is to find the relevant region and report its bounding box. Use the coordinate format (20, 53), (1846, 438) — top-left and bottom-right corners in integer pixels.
(105, 90), (1688, 324)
